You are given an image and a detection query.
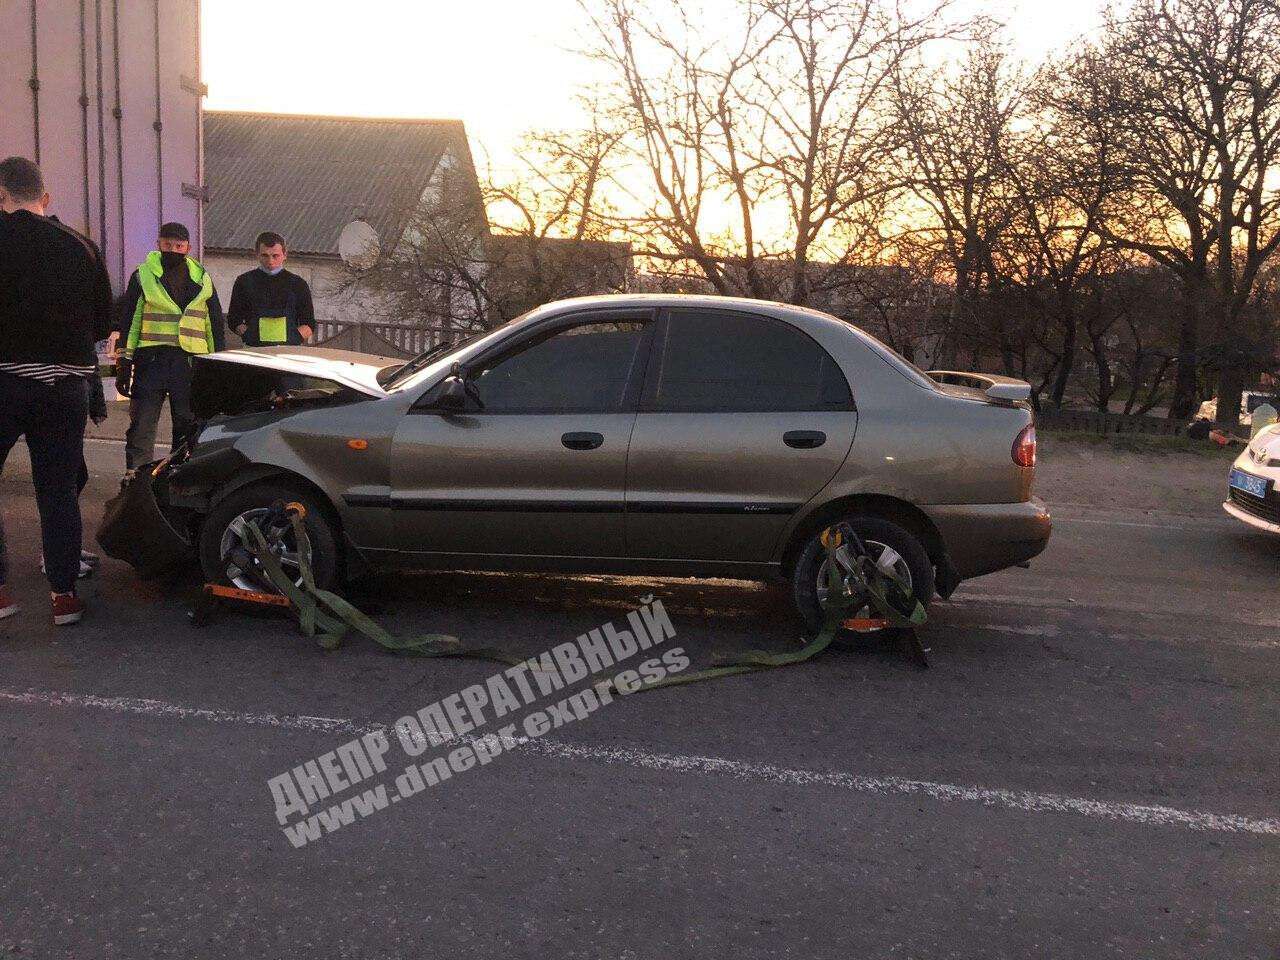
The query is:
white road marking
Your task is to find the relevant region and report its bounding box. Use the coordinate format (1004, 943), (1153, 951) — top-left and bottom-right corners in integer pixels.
(3, 687), (1277, 837)
(518, 739), (1280, 837)
(0, 689), (372, 736)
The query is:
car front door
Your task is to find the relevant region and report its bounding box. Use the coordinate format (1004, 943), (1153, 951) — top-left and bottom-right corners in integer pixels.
(388, 312), (653, 561)
(625, 308), (858, 563)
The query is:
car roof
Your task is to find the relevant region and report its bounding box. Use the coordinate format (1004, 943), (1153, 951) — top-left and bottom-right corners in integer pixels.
(530, 293), (856, 337)
(390, 292), (936, 396)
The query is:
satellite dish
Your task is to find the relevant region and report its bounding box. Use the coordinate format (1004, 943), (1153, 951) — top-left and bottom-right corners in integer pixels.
(338, 220), (380, 270)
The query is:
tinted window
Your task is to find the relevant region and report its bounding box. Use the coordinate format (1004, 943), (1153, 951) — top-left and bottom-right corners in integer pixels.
(652, 310), (852, 412)
(472, 321), (646, 414)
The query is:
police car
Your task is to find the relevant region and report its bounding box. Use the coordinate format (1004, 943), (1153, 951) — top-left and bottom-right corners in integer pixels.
(1224, 421), (1280, 533)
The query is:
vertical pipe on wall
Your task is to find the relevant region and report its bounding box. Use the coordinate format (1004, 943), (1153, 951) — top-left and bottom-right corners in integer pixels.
(153, 0), (164, 229)
(94, 0), (108, 264)
(28, 0), (40, 163)
(111, 0), (126, 281)
(79, 0), (92, 234)
(194, 0), (205, 257)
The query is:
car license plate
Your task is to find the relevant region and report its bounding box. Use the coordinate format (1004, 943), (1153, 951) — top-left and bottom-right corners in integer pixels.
(1229, 468), (1269, 498)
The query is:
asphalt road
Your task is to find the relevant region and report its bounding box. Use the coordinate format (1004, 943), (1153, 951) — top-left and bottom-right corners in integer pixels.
(1, 439), (1277, 959)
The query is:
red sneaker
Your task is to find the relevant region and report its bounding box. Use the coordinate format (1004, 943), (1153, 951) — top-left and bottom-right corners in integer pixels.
(51, 591), (84, 626)
(0, 586), (17, 620)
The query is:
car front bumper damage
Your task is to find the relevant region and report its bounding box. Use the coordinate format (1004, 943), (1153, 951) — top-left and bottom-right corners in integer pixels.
(96, 465), (195, 578)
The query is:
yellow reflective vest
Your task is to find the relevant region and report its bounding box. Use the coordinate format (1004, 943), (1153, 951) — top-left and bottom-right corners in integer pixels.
(125, 251), (215, 358)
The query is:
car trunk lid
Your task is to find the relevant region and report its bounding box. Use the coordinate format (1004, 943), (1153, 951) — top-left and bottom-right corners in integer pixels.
(926, 370), (1033, 406)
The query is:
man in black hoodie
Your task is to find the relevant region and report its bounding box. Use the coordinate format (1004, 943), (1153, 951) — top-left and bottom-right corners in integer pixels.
(227, 231), (315, 347)
(0, 156), (113, 625)
(113, 222), (225, 470)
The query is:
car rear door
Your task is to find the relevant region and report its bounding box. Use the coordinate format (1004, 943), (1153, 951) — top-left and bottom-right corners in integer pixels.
(388, 311), (653, 560)
(625, 307), (857, 563)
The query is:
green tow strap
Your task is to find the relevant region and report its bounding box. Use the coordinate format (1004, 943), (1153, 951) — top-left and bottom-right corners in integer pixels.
(626, 523), (927, 692)
(242, 514), (528, 666)
(242, 514), (925, 685)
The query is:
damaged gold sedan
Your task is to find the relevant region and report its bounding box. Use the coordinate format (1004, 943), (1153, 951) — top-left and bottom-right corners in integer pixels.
(98, 294), (1051, 632)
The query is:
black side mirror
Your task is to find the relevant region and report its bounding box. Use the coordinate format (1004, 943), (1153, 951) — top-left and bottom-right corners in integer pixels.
(415, 362), (483, 414)
(434, 375), (468, 412)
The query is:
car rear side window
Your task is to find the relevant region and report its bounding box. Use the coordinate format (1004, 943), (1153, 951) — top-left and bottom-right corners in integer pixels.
(651, 309), (853, 412)
(472, 321), (647, 414)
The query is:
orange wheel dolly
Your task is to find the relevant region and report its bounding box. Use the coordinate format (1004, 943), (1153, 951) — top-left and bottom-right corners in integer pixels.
(823, 525), (932, 670)
(187, 501), (307, 629)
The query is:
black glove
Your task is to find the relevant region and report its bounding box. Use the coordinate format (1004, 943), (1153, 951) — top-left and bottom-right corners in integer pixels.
(115, 358), (133, 399)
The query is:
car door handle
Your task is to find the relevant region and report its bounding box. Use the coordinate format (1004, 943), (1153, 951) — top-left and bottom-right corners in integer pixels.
(783, 430), (826, 449)
(562, 431), (604, 450)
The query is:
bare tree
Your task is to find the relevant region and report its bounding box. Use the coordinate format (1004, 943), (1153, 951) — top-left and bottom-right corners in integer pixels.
(482, 120), (633, 319)
(998, 59), (1119, 408)
(1062, 0), (1280, 421)
(580, 0), (953, 304)
(1075, 256), (1181, 414)
(892, 42), (1026, 377)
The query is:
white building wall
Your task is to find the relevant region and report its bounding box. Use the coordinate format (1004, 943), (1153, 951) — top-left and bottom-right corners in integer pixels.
(0, 0), (203, 291)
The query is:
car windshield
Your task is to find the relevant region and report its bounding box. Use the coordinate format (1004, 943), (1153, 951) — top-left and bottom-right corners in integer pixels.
(378, 332), (483, 389)
(379, 310), (540, 391)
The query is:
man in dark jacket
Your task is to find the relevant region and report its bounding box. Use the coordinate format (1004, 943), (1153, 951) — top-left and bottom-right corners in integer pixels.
(227, 231), (316, 347)
(0, 156), (113, 625)
(113, 222), (225, 470)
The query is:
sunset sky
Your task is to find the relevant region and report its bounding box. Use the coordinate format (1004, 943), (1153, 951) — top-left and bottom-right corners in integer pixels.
(203, 0), (1112, 168)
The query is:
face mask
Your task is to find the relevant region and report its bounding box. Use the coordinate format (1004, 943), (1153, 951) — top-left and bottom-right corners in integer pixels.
(159, 251), (186, 270)
(260, 265), (284, 276)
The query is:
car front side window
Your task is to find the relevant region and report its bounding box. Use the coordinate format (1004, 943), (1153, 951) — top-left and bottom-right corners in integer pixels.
(472, 321), (648, 414)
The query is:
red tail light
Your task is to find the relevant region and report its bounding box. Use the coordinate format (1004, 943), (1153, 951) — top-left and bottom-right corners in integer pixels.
(1012, 423), (1036, 468)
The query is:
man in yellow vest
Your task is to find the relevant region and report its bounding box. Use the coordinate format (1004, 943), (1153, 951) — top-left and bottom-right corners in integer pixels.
(113, 222), (225, 470)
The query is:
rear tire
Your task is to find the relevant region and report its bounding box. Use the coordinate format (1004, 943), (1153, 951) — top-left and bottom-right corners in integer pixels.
(791, 516), (934, 642)
(198, 483), (339, 592)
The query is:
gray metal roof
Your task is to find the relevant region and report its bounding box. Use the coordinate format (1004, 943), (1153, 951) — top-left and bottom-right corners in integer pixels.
(203, 111), (470, 256)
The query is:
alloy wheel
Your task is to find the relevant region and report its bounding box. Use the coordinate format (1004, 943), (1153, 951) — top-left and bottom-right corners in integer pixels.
(815, 538), (913, 632)
(219, 508), (308, 592)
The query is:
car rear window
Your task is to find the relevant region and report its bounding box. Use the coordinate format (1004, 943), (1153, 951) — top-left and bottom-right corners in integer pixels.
(651, 309), (853, 412)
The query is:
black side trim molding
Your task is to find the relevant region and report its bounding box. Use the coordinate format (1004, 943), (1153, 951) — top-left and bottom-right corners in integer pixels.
(343, 493), (393, 508)
(627, 501), (800, 515)
(396, 497), (624, 513)
(340, 496), (798, 519)
(343, 493), (801, 516)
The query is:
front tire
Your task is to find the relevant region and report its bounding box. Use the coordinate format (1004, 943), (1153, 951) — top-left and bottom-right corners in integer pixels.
(198, 483), (339, 592)
(791, 516), (934, 640)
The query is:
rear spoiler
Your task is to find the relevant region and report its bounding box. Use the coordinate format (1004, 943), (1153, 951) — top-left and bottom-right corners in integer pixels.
(926, 370), (1032, 403)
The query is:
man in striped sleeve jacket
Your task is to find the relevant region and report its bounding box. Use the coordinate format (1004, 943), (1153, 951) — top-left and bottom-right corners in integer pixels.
(0, 157), (114, 625)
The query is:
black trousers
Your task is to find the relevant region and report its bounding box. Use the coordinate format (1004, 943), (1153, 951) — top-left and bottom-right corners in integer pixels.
(125, 347), (197, 470)
(125, 381), (194, 470)
(0, 372), (88, 593)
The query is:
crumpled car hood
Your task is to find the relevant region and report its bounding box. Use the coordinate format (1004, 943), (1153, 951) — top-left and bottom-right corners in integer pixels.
(196, 347), (398, 398)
